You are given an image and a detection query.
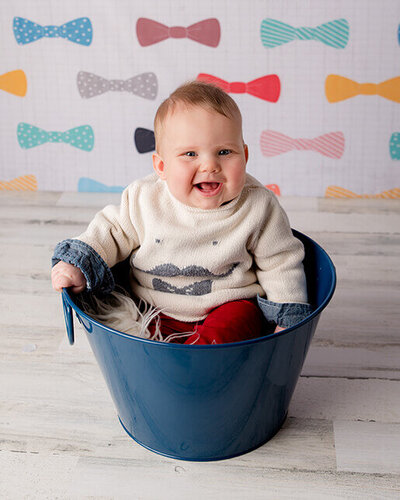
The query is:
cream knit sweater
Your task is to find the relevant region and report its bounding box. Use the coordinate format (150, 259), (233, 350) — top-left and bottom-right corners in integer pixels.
(76, 173), (308, 322)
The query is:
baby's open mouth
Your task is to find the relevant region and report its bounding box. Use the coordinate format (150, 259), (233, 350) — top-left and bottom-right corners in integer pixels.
(194, 182), (222, 194)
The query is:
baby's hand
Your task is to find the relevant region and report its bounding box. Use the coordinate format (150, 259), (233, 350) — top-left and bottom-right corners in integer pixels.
(51, 261), (86, 294)
(274, 324), (286, 333)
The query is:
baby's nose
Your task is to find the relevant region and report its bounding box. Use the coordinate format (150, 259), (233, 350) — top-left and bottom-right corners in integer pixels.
(200, 158), (220, 172)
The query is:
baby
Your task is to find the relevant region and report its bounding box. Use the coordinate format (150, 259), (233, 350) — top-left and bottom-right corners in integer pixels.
(51, 81), (312, 344)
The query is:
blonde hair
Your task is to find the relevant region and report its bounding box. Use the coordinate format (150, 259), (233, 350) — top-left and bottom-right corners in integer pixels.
(154, 81), (242, 152)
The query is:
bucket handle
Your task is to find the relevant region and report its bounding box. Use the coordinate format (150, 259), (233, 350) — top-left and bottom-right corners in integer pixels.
(62, 288), (75, 345)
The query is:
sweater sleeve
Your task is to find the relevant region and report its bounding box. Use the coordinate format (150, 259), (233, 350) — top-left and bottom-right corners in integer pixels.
(251, 190), (310, 308)
(252, 193), (312, 327)
(52, 184), (140, 293)
(74, 184), (140, 269)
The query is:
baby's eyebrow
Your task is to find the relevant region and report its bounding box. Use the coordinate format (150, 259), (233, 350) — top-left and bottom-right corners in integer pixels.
(173, 145), (197, 152)
(175, 142), (240, 151)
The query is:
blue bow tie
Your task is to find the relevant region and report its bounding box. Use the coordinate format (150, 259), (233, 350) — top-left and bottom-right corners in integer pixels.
(260, 18), (349, 49)
(78, 178), (124, 193)
(13, 17), (93, 45)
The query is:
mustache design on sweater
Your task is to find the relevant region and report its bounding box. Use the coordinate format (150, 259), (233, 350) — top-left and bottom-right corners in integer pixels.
(136, 262), (239, 278)
(133, 262), (240, 296)
(152, 278), (212, 296)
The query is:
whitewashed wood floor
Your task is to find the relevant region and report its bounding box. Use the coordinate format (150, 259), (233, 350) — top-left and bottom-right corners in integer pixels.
(1, 191), (400, 499)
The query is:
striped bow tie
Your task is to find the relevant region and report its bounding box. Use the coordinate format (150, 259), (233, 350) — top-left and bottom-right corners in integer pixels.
(261, 18), (349, 49)
(17, 123), (94, 151)
(134, 128), (155, 153)
(390, 133), (400, 160)
(197, 74), (280, 102)
(326, 75), (400, 103)
(0, 70), (27, 96)
(136, 18), (220, 47)
(260, 131), (345, 158)
(77, 71), (158, 99)
(326, 186), (400, 199)
(0, 175), (37, 191)
(13, 17), (92, 45)
(78, 178), (124, 193)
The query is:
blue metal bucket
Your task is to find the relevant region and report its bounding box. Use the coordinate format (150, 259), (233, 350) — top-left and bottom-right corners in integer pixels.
(61, 230), (336, 461)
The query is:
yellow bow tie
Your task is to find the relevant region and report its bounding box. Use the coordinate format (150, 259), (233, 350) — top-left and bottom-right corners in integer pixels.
(325, 75), (400, 103)
(0, 70), (27, 97)
(0, 175), (37, 191)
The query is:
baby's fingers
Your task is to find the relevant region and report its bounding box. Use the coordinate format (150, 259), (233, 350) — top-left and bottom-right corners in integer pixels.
(51, 262), (86, 293)
(70, 283), (86, 294)
(52, 272), (75, 292)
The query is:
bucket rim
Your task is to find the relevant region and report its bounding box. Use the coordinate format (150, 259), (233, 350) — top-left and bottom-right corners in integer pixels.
(62, 230), (336, 349)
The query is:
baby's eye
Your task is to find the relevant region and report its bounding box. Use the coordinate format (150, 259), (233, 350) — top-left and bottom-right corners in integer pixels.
(184, 151), (196, 157)
(219, 149), (231, 155)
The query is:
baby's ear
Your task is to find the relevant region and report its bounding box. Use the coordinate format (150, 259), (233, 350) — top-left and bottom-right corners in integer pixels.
(152, 153), (166, 179)
(244, 144), (249, 163)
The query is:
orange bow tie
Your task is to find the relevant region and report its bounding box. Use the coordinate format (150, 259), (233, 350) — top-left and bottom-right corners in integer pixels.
(325, 75), (400, 103)
(325, 185), (400, 199)
(0, 70), (27, 97)
(0, 175), (37, 191)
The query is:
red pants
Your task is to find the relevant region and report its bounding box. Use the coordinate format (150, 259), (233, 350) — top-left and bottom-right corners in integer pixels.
(148, 299), (265, 345)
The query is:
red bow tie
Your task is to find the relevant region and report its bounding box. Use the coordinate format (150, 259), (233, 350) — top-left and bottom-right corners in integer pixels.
(136, 18), (220, 47)
(260, 130), (345, 158)
(197, 73), (280, 102)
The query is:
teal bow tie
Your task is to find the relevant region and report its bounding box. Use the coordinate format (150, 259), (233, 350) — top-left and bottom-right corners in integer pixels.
(390, 133), (400, 160)
(260, 18), (349, 49)
(17, 123), (94, 151)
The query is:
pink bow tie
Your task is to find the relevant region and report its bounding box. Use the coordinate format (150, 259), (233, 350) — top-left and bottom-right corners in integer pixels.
(136, 18), (220, 47)
(197, 73), (280, 102)
(260, 130), (345, 158)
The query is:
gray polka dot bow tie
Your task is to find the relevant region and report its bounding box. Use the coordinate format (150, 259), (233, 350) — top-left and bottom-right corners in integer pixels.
(77, 71), (158, 99)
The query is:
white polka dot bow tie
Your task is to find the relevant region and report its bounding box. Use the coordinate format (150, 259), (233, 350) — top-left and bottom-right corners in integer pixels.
(17, 123), (94, 151)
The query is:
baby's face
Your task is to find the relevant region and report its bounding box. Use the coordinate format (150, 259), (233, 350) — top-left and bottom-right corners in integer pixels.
(153, 104), (248, 210)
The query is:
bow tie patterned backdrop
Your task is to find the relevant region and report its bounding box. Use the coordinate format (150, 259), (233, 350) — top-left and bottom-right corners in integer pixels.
(0, 0), (399, 197)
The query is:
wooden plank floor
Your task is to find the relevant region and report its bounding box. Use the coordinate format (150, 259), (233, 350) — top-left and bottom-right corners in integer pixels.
(1, 191), (399, 499)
